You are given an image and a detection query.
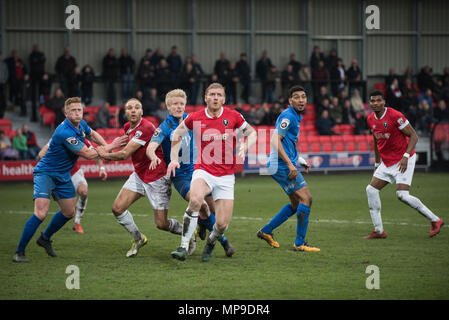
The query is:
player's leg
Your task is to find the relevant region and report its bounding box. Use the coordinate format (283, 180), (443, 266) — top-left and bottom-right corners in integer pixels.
(112, 187), (147, 257)
(13, 197), (50, 262)
(364, 164), (391, 239)
(72, 171), (88, 234)
(171, 177), (211, 261)
(394, 155), (443, 237)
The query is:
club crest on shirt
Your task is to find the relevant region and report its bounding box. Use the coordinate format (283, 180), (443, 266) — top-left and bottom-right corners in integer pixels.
(223, 119), (228, 127)
(153, 128), (161, 137)
(384, 122), (388, 129)
(66, 137), (79, 145)
(398, 118), (404, 126)
(135, 130), (143, 138)
(280, 118), (290, 129)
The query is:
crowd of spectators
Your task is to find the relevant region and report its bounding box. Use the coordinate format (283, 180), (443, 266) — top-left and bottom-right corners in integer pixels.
(0, 124), (40, 161)
(0, 44), (448, 137)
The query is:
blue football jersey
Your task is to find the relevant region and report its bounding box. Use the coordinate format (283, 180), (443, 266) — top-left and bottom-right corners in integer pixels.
(150, 113), (195, 177)
(268, 105), (303, 170)
(34, 119), (91, 177)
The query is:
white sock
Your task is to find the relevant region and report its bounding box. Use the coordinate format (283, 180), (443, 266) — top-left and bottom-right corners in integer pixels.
(115, 210), (142, 241)
(168, 218), (182, 235)
(180, 209), (199, 249)
(74, 195), (88, 224)
(366, 185), (384, 233)
(208, 224), (227, 245)
(396, 190), (440, 222)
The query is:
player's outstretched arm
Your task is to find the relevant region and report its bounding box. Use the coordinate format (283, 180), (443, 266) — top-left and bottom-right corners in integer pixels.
(77, 145), (100, 160)
(146, 141), (161, 170)
(95, 157), (107, 180)
(238, 124), (257, 158)
(89, 129), (108, 146)
(271, 132), (297, 179)
(96, 140), (141, 161)
(398, 124), (418, 173)
(373, 135), (381, 170)
(103, 135), (128, 153)
(166, 122), (186, 178)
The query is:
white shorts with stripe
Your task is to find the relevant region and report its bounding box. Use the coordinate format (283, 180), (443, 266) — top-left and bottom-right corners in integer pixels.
(71, 169), (87, 191)
(191, 169), (235, 201)
(373, 153), (416, 186)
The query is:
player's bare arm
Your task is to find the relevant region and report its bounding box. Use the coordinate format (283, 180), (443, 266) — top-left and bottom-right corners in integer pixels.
(96, 140), (141, 161)
(88, 129), (108, 147)
(398, 124), (418, 173)
(271, 133), (297, 179)
(238, 124), (257, 158)
(146, 141), (162, 170)
(76, 145), (100, 160)
(37, 143), (49, 160)
(373, 135), (381, 169)
(166, 121), (187, 177)
(95, 157), (107, 181)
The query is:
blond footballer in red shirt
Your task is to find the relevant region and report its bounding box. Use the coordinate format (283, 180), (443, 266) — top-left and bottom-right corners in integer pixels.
(364, 91), (443, 239)
(167, 83), (257, 261)
(97, 98), (194, 258)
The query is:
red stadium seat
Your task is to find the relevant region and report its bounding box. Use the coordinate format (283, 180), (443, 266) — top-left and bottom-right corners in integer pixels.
(374, 83), (387, 97)
(299, 143), (308, 153)
(346, 142), (356, 152)
(310, 143), (321, 153)
(331, 135), (343, 143)
(357, 142), (369, 151)
(323, 143), (333, 152)
(306, 136), (320, 144)
(334, 142), (345, 152)
(0, 118), (12, 131)
(342, 135), (355, 143)
(319, 136), (331, 144)
(354, 135), (367, 143)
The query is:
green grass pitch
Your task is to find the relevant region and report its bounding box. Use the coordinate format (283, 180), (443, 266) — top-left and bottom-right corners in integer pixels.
(1, 172), (448, 300)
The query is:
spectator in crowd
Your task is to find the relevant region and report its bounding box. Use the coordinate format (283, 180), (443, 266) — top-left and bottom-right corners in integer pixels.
(156, 59), (172, 101)
(118, 105), (127, 127)
(0, 130), (19, 160)
(47, 88), (65, 126)
(154, 101), (168, 122)
(325, 48), (339, 72)
(67, 66), (81, 98)
(55, 48), (77, 97)
(417, 65), (435, 92)
(22, 124), (40, 159)
(178, 62), (197, 105)
(385, 68), (399, 88)
(386, 78), (403, 110)
(80, 65), (95, 106)
(434, 100), (449, 123)
(418, 88), (434, 107)
(417, 99), (436, 135)
(400, 77), (417, 99)
(315, 85), (331, 114)
(346, 58), (363, 98)
(28, 44), (46, 122)
(330, 58), (346, 97)
(338, 88), (349, 105)
(119, 48), (136, 101)
(433, 78), (448, 103)
(12, 128), (28, 160)
(354, 110), (371, 135)
(5, 49), (27, 116)
(329, 96), (343, 125)
(402, 88), (419, 121)
(166, 45), (182, 83)
(265, 65), (280, 103)
(288, 53), (302, 75)
(350, 89), (365, 115)
(138, 48), (153, 71)
(299, 65), (313, 102)
(144, 88), (161, 117)
(281, 64), (299, 100)
(138, 59), (155, 97)
(316, 97), (330, 117)
(309, 46), (324, 72)
(256, 102), (269, 125)
(102, 48), (120, 105)
(401, 66), (414, 87)
(0, 51), (8, 118)
(316, 110), (336, 135)
(234, 102), (250, 120)
(214, 52), (230, 87)
(264, 101), (283, 125)
(441, 66), (449, 88)
(341, 98), (356, 125)
(23, 74), (32, 115)
(236, 53), (251, 104)
(82, 112), (95, 128)
(246, 104), (262, 126)
(256, 50), (273, 102)
(39, 73), (52, 106)
(150, 48), (164, 69)
(311, 60), (328, 95)
(226, 62), (239, 105)
(95, 102), (112, 129)
(191, 54), (204, 105)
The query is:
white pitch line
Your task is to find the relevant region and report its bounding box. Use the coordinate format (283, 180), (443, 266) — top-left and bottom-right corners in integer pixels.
(1, 210), (446, 229)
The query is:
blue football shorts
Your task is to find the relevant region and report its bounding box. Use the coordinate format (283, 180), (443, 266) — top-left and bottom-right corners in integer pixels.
(270, 165), (307, 195)
(33, 172), (76, 200)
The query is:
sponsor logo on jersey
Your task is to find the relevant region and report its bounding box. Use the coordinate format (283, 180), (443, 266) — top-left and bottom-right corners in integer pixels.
(66, 137), (79, 145)
(153, 128), (161, 137)
(280, 118), (290, 129)
(135, 130), (143, 139)
(223, 119), (228, 127)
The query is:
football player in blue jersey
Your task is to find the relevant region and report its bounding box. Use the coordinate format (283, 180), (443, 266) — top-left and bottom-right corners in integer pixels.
(146, 89), (236, 259)
(257, 86), (320, 252)
(13, 97), (126, 262)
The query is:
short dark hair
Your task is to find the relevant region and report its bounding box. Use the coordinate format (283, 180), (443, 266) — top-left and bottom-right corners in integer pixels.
(289, 85), (306, 98)
(369, 91), (384, 99)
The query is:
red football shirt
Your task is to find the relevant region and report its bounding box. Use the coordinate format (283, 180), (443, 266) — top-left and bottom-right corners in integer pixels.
(124, 118), (166, 183)
(367, 107), (415, 167)
(183, 107), (247, 177)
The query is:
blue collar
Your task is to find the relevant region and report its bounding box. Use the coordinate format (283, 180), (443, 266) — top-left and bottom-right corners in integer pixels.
(287, 105), (303, 121)
(64, 118), (83, 136)
(167, 113), (188, 124)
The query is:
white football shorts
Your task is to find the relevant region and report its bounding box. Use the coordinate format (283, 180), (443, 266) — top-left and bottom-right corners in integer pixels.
(374, 153), (416, 186)
(71, 169), (87, 191)
(191, 169), (235, 201)
(123, 172), (171, 210)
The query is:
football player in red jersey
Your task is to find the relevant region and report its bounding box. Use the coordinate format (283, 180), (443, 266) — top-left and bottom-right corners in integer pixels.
(96, 98), (195, 258)
(167, 83), (257, 261)
(364, 91), (443, 239)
